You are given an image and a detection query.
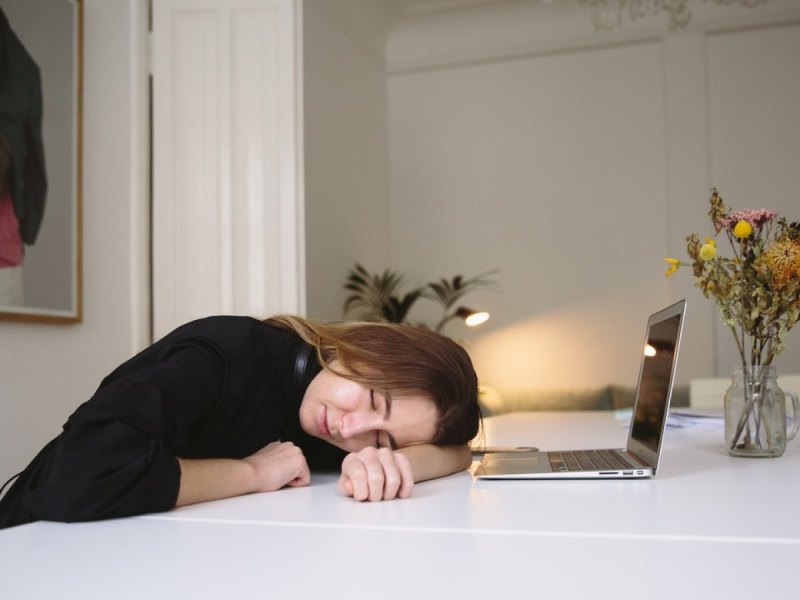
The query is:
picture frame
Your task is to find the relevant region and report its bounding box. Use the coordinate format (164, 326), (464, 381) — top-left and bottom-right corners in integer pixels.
(0, 0), (83, 323)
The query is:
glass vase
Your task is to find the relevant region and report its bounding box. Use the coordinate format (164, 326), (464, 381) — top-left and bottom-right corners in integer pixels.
(724, 366), (799, 457)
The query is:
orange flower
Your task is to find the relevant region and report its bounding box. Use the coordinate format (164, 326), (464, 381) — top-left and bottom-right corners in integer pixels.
(762, 238), (800, 288)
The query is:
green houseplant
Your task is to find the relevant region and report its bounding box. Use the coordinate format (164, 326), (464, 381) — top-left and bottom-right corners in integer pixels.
(343, 263), (497, 334)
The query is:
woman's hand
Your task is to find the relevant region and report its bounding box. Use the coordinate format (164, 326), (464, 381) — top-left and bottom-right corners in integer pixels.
(242, 441), (311, 492)
(176, 441), (310, 507)
(338, 447), (414, 502)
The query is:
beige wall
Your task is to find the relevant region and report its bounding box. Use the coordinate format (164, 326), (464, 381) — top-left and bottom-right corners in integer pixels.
(0, 0), (149, 482)
(303, 0), (395, 319)
(384, 2), (800, 391)
(303, 0), (800, 391)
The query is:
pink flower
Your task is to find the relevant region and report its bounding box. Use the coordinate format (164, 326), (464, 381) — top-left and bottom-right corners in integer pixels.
(717, 208), (777, 230)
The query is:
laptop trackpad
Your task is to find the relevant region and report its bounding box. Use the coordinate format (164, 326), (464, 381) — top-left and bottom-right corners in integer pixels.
(482, 453), (549, 475)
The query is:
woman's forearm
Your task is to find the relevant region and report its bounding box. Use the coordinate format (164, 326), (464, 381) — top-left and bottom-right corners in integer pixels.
(395, 444), (472, 483)
(175, 441), (311, 508)
(175, 458), (257, 507)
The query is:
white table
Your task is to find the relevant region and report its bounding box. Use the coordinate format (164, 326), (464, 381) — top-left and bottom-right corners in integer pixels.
(2, 411), (798, 600)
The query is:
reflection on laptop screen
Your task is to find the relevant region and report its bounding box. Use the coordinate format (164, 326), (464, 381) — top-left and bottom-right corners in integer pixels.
(630, 314), (682, 453)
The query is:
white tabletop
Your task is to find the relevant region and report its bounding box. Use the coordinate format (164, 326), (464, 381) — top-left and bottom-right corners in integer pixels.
(2, 410), (799, 600)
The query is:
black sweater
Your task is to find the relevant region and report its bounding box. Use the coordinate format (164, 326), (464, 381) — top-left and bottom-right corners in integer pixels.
(0, 316), (345, 529)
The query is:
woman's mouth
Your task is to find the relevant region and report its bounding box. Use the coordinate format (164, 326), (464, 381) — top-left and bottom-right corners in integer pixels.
(320, 406), (331, 438)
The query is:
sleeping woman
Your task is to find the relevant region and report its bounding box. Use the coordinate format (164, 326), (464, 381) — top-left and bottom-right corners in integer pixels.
(0, 314), (481, 529)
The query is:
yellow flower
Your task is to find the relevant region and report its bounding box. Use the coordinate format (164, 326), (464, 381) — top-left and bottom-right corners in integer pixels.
(664, 257), (681, 277)
(699, 238), (717, 261)
(733, 220), (753, 239)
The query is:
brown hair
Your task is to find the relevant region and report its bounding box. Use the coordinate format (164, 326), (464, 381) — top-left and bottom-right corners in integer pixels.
(264, 315), (481, 446)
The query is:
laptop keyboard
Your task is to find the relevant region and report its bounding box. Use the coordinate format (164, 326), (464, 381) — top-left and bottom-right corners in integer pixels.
(548, 449), (632, 472)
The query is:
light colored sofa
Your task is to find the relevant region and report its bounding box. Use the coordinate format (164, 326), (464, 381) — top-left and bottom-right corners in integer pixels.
(689, 374), (800, 408)
(478, 384), (690, 416)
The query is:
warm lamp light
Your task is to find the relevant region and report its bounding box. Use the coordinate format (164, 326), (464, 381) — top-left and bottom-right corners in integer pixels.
(434, 306), (491, 332)
(457, 307), (490, 327)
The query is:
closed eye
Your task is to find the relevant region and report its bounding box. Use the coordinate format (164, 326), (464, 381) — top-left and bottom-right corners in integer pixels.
(370, 390), (381, 448)
(370, 390), (395, 449)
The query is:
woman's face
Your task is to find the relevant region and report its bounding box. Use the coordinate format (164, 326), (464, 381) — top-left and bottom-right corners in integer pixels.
(299, 363), (438, 453)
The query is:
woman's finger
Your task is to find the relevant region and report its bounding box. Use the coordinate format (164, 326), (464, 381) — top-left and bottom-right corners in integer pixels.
(338, 474), (354, 496)
(346, 458), (370, 501)
(394, 451), (414, 499)
(376, 448), (402, 500)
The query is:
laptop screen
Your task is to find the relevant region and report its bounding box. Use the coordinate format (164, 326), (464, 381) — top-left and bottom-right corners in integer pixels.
(629, 309), (684, 454)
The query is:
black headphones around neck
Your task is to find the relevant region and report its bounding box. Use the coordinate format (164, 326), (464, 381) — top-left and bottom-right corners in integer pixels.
(293, 343), (315, 396)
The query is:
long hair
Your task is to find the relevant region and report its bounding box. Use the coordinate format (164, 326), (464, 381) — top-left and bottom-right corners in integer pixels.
(264, 315), (481, 446)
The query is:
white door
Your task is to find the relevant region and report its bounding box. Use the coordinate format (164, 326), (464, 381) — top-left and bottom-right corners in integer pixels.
(151, 0), (305, 339)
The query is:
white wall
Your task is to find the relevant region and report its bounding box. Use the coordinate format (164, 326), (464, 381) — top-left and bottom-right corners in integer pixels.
(706, 22), (800, 376)
(0, 0), (149, 482)
(385, 0), (800, 392)
(303, 0), (396, 319)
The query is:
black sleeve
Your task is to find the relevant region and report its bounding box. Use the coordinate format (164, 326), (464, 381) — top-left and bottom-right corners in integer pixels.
(19, 341), (225, 523)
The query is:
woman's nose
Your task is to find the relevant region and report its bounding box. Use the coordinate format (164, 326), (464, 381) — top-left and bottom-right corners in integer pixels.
(339, 410), (381, 439)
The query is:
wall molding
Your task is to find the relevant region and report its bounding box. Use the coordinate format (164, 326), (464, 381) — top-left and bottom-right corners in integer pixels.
(151, 0), (304, 338)
(386, 0), (800, 74)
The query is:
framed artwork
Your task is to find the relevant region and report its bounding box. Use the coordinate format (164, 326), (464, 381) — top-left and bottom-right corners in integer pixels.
(0, 0), (82, 323)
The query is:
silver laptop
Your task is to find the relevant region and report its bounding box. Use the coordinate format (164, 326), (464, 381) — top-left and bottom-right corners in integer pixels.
(474, 299), (686, 480)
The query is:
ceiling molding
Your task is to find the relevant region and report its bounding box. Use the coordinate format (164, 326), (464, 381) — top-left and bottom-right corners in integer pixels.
(391, 0), (511, 15)
(385, 0), (799, 74)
